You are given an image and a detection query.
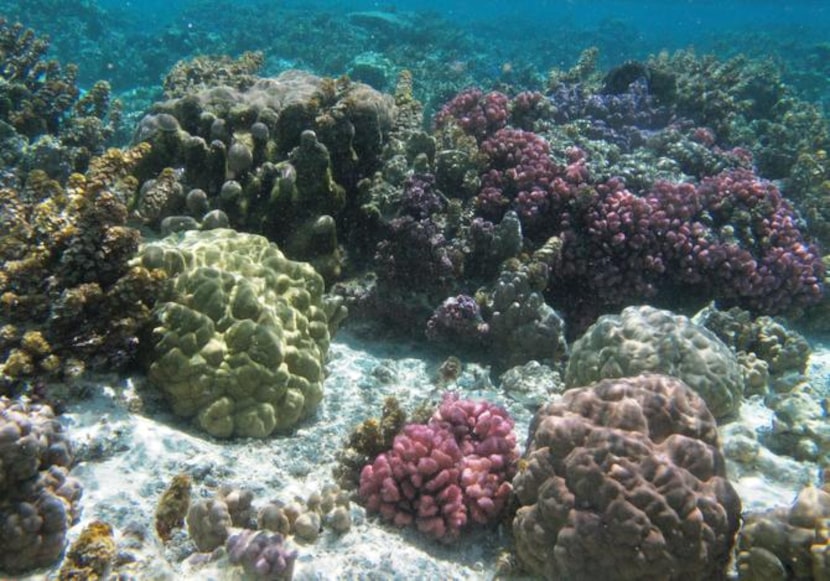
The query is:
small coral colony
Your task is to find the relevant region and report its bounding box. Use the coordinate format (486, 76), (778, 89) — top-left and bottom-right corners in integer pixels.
(1, 4), (829, 580)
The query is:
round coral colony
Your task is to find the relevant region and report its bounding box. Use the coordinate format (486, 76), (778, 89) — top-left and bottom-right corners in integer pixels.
(358, 394), (519, 541)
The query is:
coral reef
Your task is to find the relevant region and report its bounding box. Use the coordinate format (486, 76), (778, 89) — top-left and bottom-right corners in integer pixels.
(512, 373), (741, 580)
(429, 85), (825, 334)
(0, 19), (120, 180)
(566, 305), (745, 420)
(0, 396), (82, 574)
(139, 229), (341, 438)
(358, 393), (519, 541)
(0, 144), (165, 391)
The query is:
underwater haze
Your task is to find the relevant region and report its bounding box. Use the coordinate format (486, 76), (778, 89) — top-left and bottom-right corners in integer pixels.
(4, 0), (830, 107)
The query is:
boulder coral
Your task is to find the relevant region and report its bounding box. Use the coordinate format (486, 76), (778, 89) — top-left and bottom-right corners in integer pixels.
(566, 305), (744, 420)
(0, 397), (82, 574)
(512, 373), (741, 580)
(139, 229), (343, 438)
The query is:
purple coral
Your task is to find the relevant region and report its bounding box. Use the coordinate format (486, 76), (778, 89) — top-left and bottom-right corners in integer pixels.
(399, 173), (444, 220)
(0, 397), (82, 573)
(425, 294), (489, 344)
(648, 168), (825, 313)
(433, 88), (509, 142)
(358, 394), (518, 541)
(547, 79), (676, 151)
(226, 529), (297, 580)
(477, 129), (589, 234)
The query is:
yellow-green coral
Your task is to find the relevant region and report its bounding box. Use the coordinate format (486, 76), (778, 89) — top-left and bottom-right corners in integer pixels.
(140, 229), (333, 438)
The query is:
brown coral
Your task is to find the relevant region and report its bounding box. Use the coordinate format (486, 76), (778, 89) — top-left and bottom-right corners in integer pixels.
(58, 520), (116, 581)
(155, 473), (192, 542)
(737, 485), (830, 580)
(512, 373), (741, 581)
(0, 144), (165, 389)
(0, 19), (120, 178)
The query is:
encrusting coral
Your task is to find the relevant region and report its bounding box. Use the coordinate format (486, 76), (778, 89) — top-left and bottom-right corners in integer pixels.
(57, 520), (116, 581)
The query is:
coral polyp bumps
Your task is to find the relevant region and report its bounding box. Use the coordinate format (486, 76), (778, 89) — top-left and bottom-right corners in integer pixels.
(358, 394), (520, 540)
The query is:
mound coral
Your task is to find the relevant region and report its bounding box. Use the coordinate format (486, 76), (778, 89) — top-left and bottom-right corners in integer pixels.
(566, 305), (744, 420)
(0, 396), (82, 574)
(512, 373), (741, 580)
(358, 393), (519, 541)
(226, 529), (297, 580)
(140, 228), (342, 438)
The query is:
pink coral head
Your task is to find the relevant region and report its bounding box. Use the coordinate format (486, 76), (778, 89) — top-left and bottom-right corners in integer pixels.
(358, 393), (519, 540)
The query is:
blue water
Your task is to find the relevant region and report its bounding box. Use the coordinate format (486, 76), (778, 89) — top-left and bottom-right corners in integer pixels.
(6, 0), (829, 101)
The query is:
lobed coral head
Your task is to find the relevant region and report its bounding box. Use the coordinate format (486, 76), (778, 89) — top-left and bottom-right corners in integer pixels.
(358, 394), (518, 540)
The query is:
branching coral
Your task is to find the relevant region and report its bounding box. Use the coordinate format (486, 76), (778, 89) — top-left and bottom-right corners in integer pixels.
(358, 394), (519, 541)
(0, 143), (164, 390)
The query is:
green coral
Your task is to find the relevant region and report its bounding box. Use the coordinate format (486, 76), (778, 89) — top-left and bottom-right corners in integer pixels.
(565, 305), (745, 421)
(139, 228), (333, 438)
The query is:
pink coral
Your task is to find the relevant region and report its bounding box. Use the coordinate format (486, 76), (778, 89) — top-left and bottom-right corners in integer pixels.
(358, 394), (518, 540)
(478, 128), (569, 228)
(433, 88), (509, 142)
(649, 168), (825, 313)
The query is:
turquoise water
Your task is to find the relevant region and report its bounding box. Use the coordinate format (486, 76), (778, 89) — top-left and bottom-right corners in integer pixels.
(5, 0), (829, 103)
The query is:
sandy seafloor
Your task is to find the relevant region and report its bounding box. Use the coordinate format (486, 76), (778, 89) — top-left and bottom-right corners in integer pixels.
(17, 330), (830, 580)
